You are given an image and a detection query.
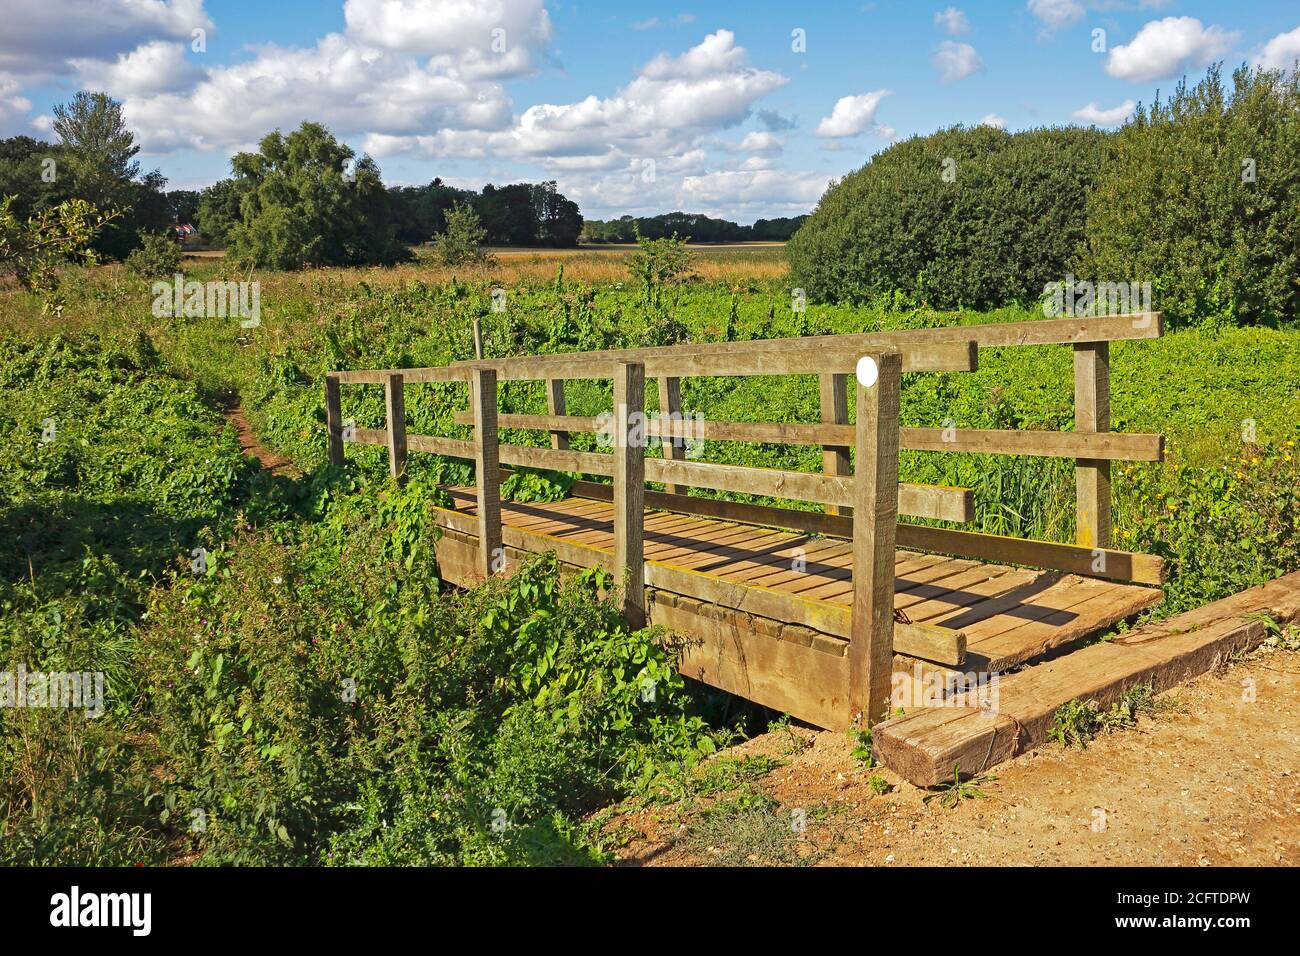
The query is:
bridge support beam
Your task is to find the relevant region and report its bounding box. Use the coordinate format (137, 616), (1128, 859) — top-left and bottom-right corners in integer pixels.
(545, 378), (569, 450)
(1074, 342), (1112, 549)
(657, 376), (688, 496)
(820, 372), (852, 516)
(384, 372), (407, 482)
(471, 368), (503, 579)
(848, 350), (902, 727)
(614, 362), (647, 629)
(324, 374), (344, 466)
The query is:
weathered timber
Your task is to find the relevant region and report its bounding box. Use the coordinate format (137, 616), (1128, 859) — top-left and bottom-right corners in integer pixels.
(450, 313), (1162, 373)
(450, 410), (1162, 461)
(873, 569), (1300, 785)
(613, 362), (646, 628)
(324, 375), (344, 466)
(470, 368), (502, 579)
(819, 372), (852, 517)
(545, 378), (569, 450)
(849, 351), (902, 726)
(1074, 342), (1112, 549)
(658, 376), (688, 495)
(457, 340), (976, 382)
(383, 373), (406, 481)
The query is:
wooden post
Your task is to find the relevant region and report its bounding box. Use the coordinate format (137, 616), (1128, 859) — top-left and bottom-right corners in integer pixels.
(614, 362), (647, 628)
(471, 368), (503, 579)
(324, 374), (344, 466)
(657, 376), (688, 496)
(848, 351), (901, 728)
(384, 372), (407, 482)
(472, 317), (484, 360)
(545, 378), (569, 450)
(1073, 342), (1112, 549)
(820, 372), (852, 516)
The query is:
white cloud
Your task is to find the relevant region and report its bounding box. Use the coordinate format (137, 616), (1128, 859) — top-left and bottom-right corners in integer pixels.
(72, 41), (203, 97)
(1072, 98), (1136, 125)
(733, 130), (784, 154)
(123, 33), (516, 153)
(934, 8), (971, 37)
(980, 113), (1007, 128)
(1026, 0), (1084, 36)
(1105, 17), (1237, 83)
(1252, 26), (1300, 73)
(0, 73), (34, 136)
(932, 40), (983, 82)
(814, 90), (892, 138)
(342, 0), (551, 77)
(0, 0), (211, 79)
(498, 31), (786, 161)
(107, 0), (561, 155)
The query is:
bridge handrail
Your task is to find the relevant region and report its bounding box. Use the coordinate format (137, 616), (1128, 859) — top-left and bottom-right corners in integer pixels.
(324, 313), (1167, 723)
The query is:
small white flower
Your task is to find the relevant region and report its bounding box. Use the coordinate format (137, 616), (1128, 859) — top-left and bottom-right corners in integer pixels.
(273, 576), (283, 585)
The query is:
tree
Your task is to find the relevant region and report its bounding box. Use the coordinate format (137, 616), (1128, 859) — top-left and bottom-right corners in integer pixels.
(529, 181), (582, 247)
(474, 183), (536, 245)
(221, 121), (408, 269)
(0, 196), (120, 313)
(433, 202), (491, 266)
(166, 190), (202, 227)
(124, 231), (182, 278)
(787, 124), (1108, 309)
(50, 91), (169, 260)
(0, 137), (76, 223)
(1081, 64), (1300, 327)
(387, 178), (475, 244)
(52, 91), (141, 191)
(195, 179), (241, 246)
(627, 232), (692, 309)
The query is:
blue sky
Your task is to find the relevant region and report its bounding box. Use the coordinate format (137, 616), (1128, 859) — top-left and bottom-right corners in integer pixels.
(2, 0), (1299, 220)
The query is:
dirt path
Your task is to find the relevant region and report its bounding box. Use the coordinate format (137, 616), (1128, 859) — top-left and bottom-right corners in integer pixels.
(604, 645), (1300, 866)
(224, 399), (298, 476)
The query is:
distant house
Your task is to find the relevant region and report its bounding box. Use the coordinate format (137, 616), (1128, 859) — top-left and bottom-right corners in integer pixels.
(174, 223), (199, 240)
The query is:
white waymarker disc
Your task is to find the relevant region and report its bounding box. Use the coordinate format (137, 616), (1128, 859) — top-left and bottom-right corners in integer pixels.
(856, 354), (879, 388)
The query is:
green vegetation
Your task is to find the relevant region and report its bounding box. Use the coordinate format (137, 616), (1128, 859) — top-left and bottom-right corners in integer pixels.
(1082, 66), (1300, 328)
(1048, 683), (1171, 750)
(788, 124), (1106, 311)
(124, 231), (182, 278)
(923, 765), (995, 808)
(792, 65), (1300, 331)
(219, 122), (407, 270)
(627, 232), (693, 311)
(0, 331), (734, 864)
(583, 211), (805, 244)
(432, 203), (491, 267)
(3, 240), (1298, 864)
(0, 196), (119, 311)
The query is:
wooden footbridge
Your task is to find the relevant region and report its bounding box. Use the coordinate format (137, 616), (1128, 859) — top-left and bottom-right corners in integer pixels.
(323, 313), (1167, 733)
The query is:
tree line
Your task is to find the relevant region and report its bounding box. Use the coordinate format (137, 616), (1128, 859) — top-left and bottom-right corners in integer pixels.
(2, 91), (809, 277)
(583, 212), (807, 244)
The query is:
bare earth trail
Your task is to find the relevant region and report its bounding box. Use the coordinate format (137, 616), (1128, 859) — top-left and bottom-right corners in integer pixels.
(606, 648), (1300, 866)
(224, 399), (298, 476)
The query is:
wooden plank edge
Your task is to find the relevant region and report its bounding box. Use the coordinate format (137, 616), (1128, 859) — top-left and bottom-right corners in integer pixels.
(873, 568), (1300, 786)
